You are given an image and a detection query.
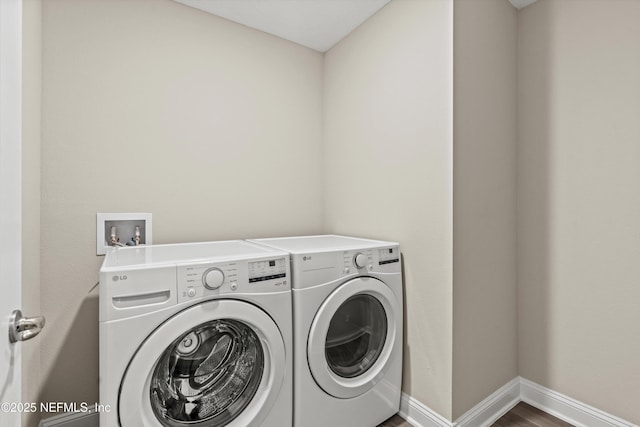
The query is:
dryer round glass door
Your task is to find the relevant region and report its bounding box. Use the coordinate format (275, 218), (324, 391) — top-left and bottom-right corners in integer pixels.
(307, 277), (399, 399)
(325, 294), (387, 378)
(119, 300), (286, 427)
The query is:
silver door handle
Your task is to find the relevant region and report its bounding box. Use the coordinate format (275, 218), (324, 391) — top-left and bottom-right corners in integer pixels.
(8, 309), (45, 343)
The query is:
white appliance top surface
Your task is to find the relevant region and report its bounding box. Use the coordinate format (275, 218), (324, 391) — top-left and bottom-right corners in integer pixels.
(250, 235), (397, 254)
(101, 240), (287, 269)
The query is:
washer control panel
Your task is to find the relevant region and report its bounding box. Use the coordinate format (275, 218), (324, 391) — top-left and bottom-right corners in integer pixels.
(177, 256), (289, 302)
(248, 258), (287, 283)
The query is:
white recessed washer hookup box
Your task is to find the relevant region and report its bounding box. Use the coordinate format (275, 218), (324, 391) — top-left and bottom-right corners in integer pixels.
(96, 213), (152, 255)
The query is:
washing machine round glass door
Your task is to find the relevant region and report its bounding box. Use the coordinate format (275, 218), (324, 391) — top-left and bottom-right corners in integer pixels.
(307, 276), (399, 399)
(118, 300), (286, 427)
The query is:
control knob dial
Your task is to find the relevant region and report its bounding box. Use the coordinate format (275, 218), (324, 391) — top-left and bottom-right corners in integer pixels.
(354, 253), (368, 269)
(203, 268), (225, 290)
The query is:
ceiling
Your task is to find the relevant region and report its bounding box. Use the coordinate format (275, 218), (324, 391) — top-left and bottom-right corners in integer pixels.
(174, 0), (539, 53)
(509, 0), (539, 9)
(174, 0), (391, 52)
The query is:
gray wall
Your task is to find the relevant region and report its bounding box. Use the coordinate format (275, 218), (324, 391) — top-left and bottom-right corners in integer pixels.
(518, 0), (640, 423)
(452, 0), (517, 419)
(39, 0), (323, 416)
(26, 0), (640, 425)
(324, 0), (454, 419)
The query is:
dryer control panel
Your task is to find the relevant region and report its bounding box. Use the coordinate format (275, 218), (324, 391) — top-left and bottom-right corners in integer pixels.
(342, 250), (374, 274)
(177, 256), (289, 303)
(293, 245), (400, 289)
(378, 247), (400, 265)
(341, 246), (399, 274)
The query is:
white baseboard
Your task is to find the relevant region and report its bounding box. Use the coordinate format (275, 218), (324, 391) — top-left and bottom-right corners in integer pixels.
(453, 377), (520, 427)
(400, 377), (637, 427)
(38, 409), (98, 427)
(400, 392), (451, 427)
(520, 378), (636, 427)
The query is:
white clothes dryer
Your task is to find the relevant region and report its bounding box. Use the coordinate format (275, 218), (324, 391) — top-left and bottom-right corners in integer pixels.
(249, 235), (403, 427)
(99, 241), (292, 427)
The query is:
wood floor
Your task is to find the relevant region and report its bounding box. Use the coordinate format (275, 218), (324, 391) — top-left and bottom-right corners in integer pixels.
(377, 402), (575, 427)
(491, 403), (574, 427)
(378, 414), (412, 427)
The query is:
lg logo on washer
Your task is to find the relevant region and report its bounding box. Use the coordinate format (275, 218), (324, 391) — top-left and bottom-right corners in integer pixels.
(111, 275), (128, 282)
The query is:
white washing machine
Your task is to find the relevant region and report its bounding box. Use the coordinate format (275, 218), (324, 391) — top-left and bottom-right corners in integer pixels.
(99, 241), (292, 427)
(249, 235), (403, 427)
